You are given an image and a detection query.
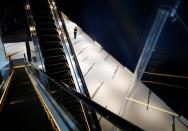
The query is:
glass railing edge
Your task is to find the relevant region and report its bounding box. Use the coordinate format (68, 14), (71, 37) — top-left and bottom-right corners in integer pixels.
(0, 61), (14, 111)
(25, 64), (80, 131)
(47, 2), (101, 130)
(26, 63), (143, 131)
(25, 0), (46, 72)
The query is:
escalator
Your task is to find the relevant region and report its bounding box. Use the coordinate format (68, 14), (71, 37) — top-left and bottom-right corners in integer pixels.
(0, 62), (142, 131)
(25, 63), (143, 131)
(0, 0), (149, 130)
(28, 0), (90, 130)
(0, 67), (53, 131)
(22, 0), (143, 130)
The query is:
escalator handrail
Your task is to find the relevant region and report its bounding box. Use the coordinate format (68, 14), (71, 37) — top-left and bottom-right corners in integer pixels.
(0, 60), (12, 91)
(48, 4), (102, 130)
(25, 64), (80, 131)
(28, 63), (143, 131)
(25, 0), (46, 72)
(0, 60), (13, 108)
(49, 0), (90, 98)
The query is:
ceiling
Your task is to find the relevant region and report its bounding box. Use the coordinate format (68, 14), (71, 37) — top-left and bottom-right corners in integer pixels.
(0, 0), (29, 43)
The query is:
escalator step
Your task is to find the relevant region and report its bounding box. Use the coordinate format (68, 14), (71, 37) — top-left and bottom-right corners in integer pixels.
(30, 0), (49, 5)
(54, 90), (76, 98)
(61, 79), (75, 87)
(37, 29), (58, 36)
(42, 48), (64, 57)
(46, 63), (69, 72)
(44, 55), (67, 65)
(56, 103), (87, 124)
(54, 94), (81, 107)
(43, 53), (65, 59)
(34, 17), (54, 23)
(47, 83), (61, 93)
(36, 22), (55, 28)
(40, 41), (62, 49)
(31, 4), (50, 12)
(39, 35), (60, 42)
(71, 115), (88, 129)
(28, 1), (90, 130)
(72, 114), (88, 127)
(48, 70), (72, 81)
(43, 47), (63, 51)
(36, 22), (56, 29)
(31, 5), (50, 11)
(55, 97), (79, 107)
(50, 90), (62, 98)
(1, 67), (54, 131)
(39, 35), (60, 41)
(33, 11), (52, 17)
(48, 69), (70, 76)
(48, 70), (72, 78)
(30, 1), (50, 9)
(65, 106), (83, 115)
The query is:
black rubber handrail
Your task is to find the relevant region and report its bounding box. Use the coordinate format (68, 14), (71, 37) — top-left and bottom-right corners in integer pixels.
(48, 1), (101, 130)
(0, 59), (13, 109)
(25, 0), (46, 72)
(0, 63), (12, 93)
(26, 64), (80, 130)
(28, 63), (143, 131)
(52, 0), (91, 98)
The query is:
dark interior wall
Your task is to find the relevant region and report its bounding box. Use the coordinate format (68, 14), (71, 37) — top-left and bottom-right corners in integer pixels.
(143, 0), (188, 76)
(146, 17), (188, 76)
(0, 0), (30, 43)
(143, 0), (188, 118)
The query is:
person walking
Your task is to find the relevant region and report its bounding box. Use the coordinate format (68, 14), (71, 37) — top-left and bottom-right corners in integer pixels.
(74, 26), (78, 39)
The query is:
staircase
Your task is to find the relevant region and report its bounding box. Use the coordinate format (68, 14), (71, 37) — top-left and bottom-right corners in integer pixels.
(29, 0), (90, 130)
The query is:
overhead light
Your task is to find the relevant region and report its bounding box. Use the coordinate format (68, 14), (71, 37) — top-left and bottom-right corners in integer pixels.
(25, 4), (30, 10)
(29, 26), (35, 32)
(52, 1), (55, 5)
(50, 5), (53, 9)
(38, 65), (43, 70)
(57, 30), (62, 35)
(126, 97), (178, 116)
(58, 21), (62, 26)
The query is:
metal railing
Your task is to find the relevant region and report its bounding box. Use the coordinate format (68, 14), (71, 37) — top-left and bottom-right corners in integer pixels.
(48, 0), (90, 97)
(25, 62), (142, 131)
(0, 57), (13, 111)
(23, 0), (142, 130)
(47, 0), (101, 130)
(25, 0), (46, 72)
(25, 63), (80, 131)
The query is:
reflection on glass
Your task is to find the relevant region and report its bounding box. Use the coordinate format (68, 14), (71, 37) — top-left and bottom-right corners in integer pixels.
(0, 61), (11, 97)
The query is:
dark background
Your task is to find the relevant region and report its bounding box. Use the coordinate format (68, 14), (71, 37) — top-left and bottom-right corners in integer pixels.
(0, 0), (188, 118)
(0, 0), (29, 43)
(57, 0), (188, 118)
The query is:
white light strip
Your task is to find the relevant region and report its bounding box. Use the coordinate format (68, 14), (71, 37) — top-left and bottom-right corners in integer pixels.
(14, 65), (25, 69)
(142, 80), (187, 89)
(0, 81), (5, 89)
(144, 72), (188, 79)
(126, 97), (178, 116)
